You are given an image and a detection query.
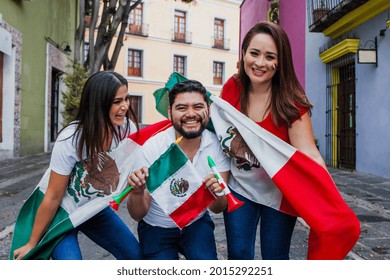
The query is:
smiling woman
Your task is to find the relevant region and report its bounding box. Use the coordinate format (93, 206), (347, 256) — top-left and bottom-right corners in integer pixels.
(109, 85), (131, 128)
(11, 71), (142, 260)
(221, 21), (327, 260)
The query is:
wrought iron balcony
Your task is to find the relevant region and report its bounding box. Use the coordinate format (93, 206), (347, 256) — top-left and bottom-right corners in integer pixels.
(308, 0), (369, 32)
(172, 30), (192, 44)
(212, 37), (230, 50)
(127, 24), (149, 37)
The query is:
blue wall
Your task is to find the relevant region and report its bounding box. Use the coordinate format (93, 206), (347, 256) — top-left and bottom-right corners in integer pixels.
(354, 12), (390, 177)
(306, 9), (390, 178)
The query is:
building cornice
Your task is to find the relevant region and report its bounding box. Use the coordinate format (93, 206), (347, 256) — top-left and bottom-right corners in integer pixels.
(319, 39), (360, 64)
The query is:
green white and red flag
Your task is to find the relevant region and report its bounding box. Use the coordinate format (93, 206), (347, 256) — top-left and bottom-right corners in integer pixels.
(153, 72), (360, 260)
(9, 120), (171, 260)
(145, 138), (216, 229)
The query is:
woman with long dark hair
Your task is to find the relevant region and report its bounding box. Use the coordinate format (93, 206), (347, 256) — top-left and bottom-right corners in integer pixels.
(221, 22), (326, 260)
(13, 71), (142, 260)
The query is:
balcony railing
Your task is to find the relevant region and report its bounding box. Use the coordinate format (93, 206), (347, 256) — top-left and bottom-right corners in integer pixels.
(308, 0), (369, 32)
(212, 37), (230, 50)
(172, 30), (192, 44)
(127, 24), (149, 37)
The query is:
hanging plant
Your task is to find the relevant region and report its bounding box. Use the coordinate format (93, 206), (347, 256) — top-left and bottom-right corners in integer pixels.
(267, 0), (280, 25)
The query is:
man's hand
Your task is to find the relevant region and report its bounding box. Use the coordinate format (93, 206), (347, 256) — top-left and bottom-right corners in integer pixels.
(127, 167), (149, 194)
(203, 173), (224, 195)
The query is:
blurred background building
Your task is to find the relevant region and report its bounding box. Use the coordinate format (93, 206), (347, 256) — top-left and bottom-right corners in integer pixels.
(113, 0), (241, 125)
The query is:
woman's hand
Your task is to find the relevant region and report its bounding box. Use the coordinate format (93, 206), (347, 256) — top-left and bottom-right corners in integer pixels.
(13, 242), (35, 260)
(13, 171), (70, 260)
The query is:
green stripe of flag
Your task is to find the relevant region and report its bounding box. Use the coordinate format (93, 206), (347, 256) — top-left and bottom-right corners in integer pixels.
(10, 187), (73, 260)
(146, 143), (188, 193)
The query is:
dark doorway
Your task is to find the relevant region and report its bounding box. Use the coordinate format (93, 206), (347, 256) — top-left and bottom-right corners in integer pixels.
(337, 62), (356, 170)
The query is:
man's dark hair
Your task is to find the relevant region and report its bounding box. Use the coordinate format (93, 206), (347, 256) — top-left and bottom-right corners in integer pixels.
(169, 80), (208, 107)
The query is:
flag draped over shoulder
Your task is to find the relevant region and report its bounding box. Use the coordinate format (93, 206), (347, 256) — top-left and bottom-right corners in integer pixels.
(146, 139), (216, 229)
(153, 72), (360, 260)
(10, 120), (171, 260)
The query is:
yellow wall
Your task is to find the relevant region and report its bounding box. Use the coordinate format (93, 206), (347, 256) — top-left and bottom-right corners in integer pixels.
(114, 0), (241, 124)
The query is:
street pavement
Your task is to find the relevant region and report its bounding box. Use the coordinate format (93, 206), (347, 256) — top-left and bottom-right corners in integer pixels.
(1, 153), (389, 260)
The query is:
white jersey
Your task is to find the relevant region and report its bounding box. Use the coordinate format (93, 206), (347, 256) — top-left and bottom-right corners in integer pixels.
(49, 121), (137, 207)
(134, 127), (230, 228)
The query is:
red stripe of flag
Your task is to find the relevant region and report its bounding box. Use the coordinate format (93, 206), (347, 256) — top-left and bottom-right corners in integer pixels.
(169, 183), (216, 229)
(129, 119), (172, 145)
(273, 151), (360, 259)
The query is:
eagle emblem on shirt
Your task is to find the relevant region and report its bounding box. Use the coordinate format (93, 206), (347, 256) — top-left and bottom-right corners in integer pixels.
(221, 126), (261, 171)
(67, 152), (120, 203)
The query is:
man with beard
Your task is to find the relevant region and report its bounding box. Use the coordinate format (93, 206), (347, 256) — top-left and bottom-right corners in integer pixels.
(126, 80), (230, 260)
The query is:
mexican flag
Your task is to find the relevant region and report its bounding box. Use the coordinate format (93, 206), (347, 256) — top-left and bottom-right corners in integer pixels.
(209, 95), (360, 260)
(145, 138), (216, 229)
(153, 72), (360, 260)
(9, 120), (171, 260)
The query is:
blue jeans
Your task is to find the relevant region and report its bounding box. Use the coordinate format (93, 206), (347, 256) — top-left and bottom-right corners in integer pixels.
(51, 207), (142, 260)
(223, 190), (296, 260)
(137, 213), (217, 260)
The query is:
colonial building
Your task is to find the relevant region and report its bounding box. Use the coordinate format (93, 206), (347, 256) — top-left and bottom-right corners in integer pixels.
(113, 0), (242, 125)
(0, 0), (241, 160)
(306, 0), (390, 178)
(0, 0), (77, 160)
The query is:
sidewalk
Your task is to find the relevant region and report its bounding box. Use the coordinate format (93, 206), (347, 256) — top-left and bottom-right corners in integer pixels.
(1, 153), (389, 260)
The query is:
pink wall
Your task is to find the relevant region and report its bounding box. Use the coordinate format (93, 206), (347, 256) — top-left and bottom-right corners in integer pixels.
(239, 0), (306, 88)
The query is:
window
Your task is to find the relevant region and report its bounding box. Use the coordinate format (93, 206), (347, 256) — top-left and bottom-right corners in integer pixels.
(173, 55), (186, 76)
(214, 18), (225, 49)
(213, 61), (224, 85)
(174, 10), (186, 42)
(129, 95), (143, 124)
(128, 49), (142, 77)
(129, 1), (143, 35)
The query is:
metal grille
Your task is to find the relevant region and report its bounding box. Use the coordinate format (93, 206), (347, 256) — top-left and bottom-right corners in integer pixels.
(338, 62), (356, 169)
(325, 53), (356, 170)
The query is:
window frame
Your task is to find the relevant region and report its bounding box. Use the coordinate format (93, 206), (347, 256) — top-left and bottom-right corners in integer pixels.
(174, 10), (187, 42)
(128, 94), (143, 124)
(129, 1), (143, 35)
(213, 61), (224, 85)
(214, 18), (225, 49)
(173, 55), (186, 76)
(127, 48), (143, 77)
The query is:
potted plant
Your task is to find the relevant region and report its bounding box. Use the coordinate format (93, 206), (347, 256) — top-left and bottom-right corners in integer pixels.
(312, 0), (329, 23)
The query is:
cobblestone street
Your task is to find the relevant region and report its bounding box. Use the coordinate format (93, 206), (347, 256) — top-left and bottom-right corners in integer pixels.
(1, 153), (390, 260)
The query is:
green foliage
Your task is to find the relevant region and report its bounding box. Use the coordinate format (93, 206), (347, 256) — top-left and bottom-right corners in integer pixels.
(61, 62), (89, 126)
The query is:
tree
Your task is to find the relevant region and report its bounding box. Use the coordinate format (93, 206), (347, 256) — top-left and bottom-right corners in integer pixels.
(74, 0), (195, 74)
(61, 0), (195, 123)
(61, 63), (89, 126)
